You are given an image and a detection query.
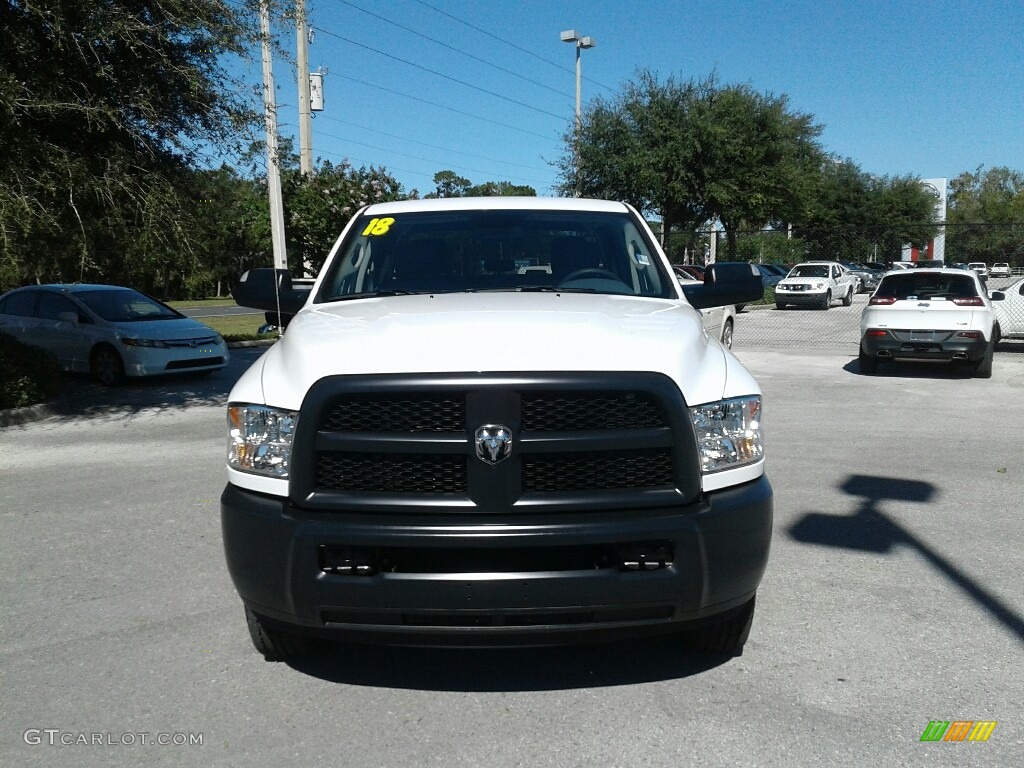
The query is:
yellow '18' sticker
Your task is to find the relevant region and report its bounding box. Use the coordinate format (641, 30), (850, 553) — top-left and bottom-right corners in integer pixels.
(361, 217), (395, 236)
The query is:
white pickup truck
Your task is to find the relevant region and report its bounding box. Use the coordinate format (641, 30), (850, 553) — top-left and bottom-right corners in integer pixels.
(223, 197), (773, 661)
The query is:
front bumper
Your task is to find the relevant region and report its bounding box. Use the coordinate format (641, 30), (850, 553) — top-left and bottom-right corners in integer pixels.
(221, 476), (773, 646)
(122, 343), (229, 376)
(776, 288), (828, 305)
(861, 329), (989, 362)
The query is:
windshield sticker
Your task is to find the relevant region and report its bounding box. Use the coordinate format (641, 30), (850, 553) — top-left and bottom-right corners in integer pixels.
(361, 217), (395, 237)
(634, 252), (651, 266)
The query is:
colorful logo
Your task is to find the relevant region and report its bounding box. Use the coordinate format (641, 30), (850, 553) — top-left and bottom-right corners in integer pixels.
(920, 720), (997, 742)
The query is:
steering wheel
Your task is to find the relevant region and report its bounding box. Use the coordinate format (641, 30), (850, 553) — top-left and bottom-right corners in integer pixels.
(561, 268), (620, 283)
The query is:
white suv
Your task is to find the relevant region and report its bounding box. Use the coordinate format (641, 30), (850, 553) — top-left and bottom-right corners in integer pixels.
(775, 261), (857, 310)
(859, 268), (996, 377)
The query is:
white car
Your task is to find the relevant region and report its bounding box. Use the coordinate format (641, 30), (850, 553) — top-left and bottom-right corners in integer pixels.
(0, 284), (229, 385)
(675, 272), (736, 348)
(774, 261), (856, 309)
(967, 262), (989, 279)
(859, 268), (996, 377)
(990, 276), (1024, 340)
(989, 263), (1012, 279)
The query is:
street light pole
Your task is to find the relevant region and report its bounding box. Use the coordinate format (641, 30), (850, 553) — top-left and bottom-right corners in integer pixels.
(560, 30), (595, 130)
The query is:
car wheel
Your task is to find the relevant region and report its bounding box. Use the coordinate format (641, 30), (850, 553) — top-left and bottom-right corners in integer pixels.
(686, 595), (756, 656)
(775, 301), (785, 310)
(720, 318), (734, 349)
(859, 346), (878, 374)
(842, 286), (853, 306)
(820, 291), (831, 310)
(245, 606), (312, 661)
(90, 344), (125, 386)
(973, 340), (994, 379)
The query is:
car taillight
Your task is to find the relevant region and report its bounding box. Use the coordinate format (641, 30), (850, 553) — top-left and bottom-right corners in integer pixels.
(869, 296), (897, 305)
(956, 331), (982, 339)
(866, 329), (888, 337)
(951, 297), (984, 306)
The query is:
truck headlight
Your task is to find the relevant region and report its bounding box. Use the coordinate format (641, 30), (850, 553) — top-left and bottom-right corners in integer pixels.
(689, 396), (763, 474)
(227, 404), (298, 478)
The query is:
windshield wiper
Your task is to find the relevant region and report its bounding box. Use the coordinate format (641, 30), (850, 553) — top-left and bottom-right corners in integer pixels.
(323, 290), (426, 302)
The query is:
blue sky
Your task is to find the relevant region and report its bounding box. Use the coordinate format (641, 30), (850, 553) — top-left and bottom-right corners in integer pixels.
(253, 0), (1024, 196)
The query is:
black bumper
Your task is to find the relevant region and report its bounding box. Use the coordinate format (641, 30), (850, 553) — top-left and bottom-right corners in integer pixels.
(221, 476), (773, 646)
(861, 330), (989, 362)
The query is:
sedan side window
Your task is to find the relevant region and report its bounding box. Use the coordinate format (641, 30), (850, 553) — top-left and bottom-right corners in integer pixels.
(38, 293), (84, 322)
(1, 290), (38, 317)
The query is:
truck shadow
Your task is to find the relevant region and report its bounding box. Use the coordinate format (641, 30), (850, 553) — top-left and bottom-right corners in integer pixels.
(788, 474), (1024, 643)
(287, 636), (732, 692)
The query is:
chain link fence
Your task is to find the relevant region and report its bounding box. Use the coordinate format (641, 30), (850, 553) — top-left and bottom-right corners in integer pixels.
(664, 224), (1024, 351)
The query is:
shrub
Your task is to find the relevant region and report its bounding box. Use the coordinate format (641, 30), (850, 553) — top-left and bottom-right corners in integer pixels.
(0, 333), (64, 409)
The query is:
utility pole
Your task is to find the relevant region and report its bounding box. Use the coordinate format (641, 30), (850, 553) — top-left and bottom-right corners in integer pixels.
(296, 0), (313, 177)
(260, 0), (288, 271)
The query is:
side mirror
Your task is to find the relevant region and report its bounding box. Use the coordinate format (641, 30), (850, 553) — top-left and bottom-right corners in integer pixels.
(682, 262), (765, 309)
(56, 311), (79, 325)
(989, 291), (1005, 301)
(232, 268), (311, 317)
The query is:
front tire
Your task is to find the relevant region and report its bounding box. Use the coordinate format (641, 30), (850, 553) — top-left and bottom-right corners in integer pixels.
(90, 344), (125, 386)
(842, 286), (853, 306)
(820, 291), (831, 310)
(245, 607), (312, 661)
(720, 318), (734, 349)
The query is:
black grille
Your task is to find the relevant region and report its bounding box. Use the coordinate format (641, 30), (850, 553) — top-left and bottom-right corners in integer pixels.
(165, 356), (224, 370)
(522, 392), (665, 431)
(322, 395), (465, 432)
(317, 453), (467, 493)
(523, 449), (673, 492)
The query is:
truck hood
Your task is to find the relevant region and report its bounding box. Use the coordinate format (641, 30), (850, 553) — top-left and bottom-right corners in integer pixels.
(232, 293), (759, 410)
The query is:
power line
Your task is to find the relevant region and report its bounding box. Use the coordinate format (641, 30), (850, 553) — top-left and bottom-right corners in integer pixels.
(312, 128), (554, 186)
(316, 115), (551, 173)
(331, 73), (560, 141)
(310, 24), (568, 121)
(411, 0), (615, 92)
(330, 0), (574, 100)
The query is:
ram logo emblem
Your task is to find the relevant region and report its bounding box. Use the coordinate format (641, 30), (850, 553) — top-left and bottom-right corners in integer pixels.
(475, 425), (512, 466)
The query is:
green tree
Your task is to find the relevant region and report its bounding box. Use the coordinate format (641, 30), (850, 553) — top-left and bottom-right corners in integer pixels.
(426, 170), (471, 198)
(946, 166), (1024, 266)
(558, 71), (825, 257)
(0, 0), (261, 290)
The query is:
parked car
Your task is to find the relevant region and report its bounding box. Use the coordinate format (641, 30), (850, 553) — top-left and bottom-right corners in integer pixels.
(967, 262), (989, 280)
(752, 264), (783, 289)
(990, 276), (1024, 340)
(841, 262), (875, 293)
(775, 261), (857, 309)
(859, 268), (996, 377)
(673, 265), (705, 281)
(990, 263), (1012, 278)
(0, 284), (229, 385)
(677, 275), (737, 348)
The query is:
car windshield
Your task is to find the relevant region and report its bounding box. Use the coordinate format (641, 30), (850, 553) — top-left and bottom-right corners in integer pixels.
(875, 273), (979, 300)
(74, 289), (181, 322)
(317, 209), (672, 300)
(788, 265), (828, 278)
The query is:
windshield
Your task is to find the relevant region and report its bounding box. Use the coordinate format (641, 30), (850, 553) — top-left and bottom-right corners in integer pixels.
(317, 209), (672, 300)
(788, 264), (828, 278)
(74, 289), (181, 322)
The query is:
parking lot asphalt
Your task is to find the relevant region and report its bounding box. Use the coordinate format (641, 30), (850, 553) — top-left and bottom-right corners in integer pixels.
(1, 343), (1022, 767)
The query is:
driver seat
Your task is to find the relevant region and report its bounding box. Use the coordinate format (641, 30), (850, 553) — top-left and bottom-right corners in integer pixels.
(550, 236), (600, 283)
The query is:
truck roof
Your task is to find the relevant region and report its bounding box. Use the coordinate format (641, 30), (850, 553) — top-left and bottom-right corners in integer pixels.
(361, 196), (633, 215)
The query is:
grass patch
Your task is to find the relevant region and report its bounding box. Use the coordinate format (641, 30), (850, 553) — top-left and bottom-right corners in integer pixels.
(196, 313), (277, 343)
(0, 333), (64, 408)
(751, 287), (776, 306)
(167, 297), (237, 309)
